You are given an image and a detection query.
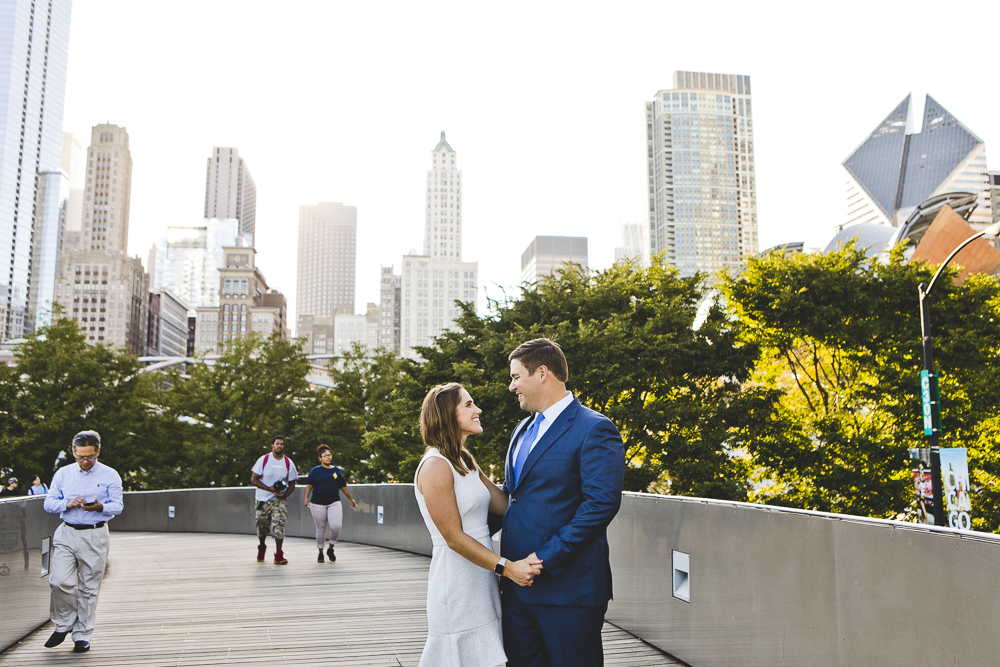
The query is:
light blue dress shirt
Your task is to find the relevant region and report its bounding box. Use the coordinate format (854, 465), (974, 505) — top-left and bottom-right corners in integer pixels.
(43, 461), (124, 524)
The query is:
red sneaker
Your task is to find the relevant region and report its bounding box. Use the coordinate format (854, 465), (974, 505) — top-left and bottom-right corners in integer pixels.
(274, 550), (288, 565)
(257, 545), (266, 562)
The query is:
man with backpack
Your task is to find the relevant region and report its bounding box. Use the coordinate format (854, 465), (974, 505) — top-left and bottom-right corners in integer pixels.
(250, 436), (297, 564)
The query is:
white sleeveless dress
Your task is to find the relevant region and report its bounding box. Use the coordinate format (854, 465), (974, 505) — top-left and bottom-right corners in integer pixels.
(414, 448), (506, 667)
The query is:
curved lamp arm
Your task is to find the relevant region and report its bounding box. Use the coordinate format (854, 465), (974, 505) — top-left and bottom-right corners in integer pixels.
(925, 221), (1000, 296)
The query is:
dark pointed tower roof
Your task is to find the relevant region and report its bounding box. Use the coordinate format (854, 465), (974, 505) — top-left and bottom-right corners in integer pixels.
(433, 131), (454, 153)
(842, 95), (910, 219)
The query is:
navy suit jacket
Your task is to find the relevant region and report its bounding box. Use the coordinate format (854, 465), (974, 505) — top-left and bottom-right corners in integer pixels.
(500, 395), (625, 607)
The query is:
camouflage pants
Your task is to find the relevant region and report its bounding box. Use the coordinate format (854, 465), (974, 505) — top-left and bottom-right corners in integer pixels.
(255, 498), (288, 540)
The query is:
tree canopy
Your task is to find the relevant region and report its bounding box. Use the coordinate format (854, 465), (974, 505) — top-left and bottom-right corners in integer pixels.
(6, 246), (1000, 533)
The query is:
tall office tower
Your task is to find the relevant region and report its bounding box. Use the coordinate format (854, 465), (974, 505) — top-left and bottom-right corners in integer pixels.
(52, 125), (149, 353)
(423, 132), (464, 261)
(296, 202), (356, 331)
(843, 94), (991, 229)
(614, 223), (645, 264)
(149, 218), (246, 311)
(379, 265), (401, 352)
(204, 147), (257, 241)
(27, 131), (82, 332)
(0, 0), (72, 342)
(645, 71), (758, 278)
(520, 236), (589, 285)
(191, 246), (288, 354)
(398, 253), (477, 359)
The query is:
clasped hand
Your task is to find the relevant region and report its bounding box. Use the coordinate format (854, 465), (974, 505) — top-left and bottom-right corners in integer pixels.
(504, 552), (543, 587)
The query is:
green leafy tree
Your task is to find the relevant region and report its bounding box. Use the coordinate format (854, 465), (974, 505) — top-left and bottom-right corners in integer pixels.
(317, 343), (424, 483)
(0, 315), (172, 490)
(162, 333), (311, 487)
(417, 260), (782, 497)
(722, 243), (1000, 524)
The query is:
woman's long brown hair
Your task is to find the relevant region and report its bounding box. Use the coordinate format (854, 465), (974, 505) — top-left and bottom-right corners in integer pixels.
(419, 383), (476, 476)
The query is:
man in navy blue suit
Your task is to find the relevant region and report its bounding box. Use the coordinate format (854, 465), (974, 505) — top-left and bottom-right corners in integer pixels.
(500, 338), (625, 667)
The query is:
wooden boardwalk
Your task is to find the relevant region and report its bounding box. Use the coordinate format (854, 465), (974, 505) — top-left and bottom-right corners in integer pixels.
(1, 532), (683, 666)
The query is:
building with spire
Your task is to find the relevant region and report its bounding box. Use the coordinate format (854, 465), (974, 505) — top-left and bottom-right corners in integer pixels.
(424, 132), (464, 260)
(385, 132), (478, 359)
(843, 94), (991, 229)
(644, 71), (758, 278)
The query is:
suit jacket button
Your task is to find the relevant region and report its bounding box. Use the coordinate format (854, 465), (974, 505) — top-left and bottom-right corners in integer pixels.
(511, 498), (517, 503)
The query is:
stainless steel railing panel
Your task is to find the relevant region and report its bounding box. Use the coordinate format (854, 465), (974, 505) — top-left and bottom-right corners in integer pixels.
(0, 498), (63, 652)
(606, 493), (1000, 666)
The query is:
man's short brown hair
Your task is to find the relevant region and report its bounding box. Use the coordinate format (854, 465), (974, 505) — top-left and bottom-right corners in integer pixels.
(508, 338), (569, 382)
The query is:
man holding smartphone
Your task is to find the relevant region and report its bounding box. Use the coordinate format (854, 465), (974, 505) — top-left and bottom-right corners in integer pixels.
(42, 431), (124, 654)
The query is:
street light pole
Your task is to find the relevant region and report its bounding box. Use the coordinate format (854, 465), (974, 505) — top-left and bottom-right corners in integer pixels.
(916, 220), (1000, 527)
(918, 282), (945, 526)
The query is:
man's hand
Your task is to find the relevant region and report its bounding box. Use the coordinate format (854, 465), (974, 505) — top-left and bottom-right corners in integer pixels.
(303, 497), (310, 507)
(66, 496), (87, 509)
(503, 554), (544, 587)
(82, 499), (103, 512)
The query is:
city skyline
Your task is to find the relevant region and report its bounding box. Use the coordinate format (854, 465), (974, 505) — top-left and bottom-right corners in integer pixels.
(56, 1), (1000, 328)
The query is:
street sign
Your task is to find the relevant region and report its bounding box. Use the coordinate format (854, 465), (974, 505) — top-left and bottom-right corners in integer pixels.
(920, 370), (942, 436)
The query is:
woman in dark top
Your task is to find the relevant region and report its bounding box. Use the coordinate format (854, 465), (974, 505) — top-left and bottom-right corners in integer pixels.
(303, 444), (357, 562)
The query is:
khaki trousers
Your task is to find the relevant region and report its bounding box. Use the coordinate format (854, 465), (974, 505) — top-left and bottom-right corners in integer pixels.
(49, 522), (110, 642)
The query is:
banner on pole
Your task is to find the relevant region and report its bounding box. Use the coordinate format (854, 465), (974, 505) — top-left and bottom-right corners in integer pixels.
(939, 448), (972, 530)
(909, 448), (935, 525)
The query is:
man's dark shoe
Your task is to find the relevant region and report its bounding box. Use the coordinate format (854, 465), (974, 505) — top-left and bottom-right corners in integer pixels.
(44, 631), (68, 648)
(274, 550), (288, 565)
(256, 545), (266, 562)
(73, 640), (90, 653)
(317, 550), (324, 563)
(327, 545), (336, 562)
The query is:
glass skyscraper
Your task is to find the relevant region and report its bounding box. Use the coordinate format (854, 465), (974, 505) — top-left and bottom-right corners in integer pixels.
(645, 71), (758, 278)
(0, 0), (72, 341)
(843, 94), (990, 229)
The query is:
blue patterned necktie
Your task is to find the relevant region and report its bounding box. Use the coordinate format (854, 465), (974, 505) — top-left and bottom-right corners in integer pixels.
(513, 414), (545, 487)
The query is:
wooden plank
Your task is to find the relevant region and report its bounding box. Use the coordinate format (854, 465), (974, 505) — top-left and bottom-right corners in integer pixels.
(0, 532), (683, 666)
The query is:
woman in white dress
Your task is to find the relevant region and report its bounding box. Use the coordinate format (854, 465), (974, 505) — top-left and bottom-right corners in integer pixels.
(415, 383), (543, 667)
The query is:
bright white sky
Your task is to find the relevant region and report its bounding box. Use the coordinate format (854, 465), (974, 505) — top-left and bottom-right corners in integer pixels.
(61, 0), (1000, 326)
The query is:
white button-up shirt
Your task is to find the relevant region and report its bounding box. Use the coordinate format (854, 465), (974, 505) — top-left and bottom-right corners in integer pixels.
(43, 461), (124, 524)
(511, 391), (575, 463)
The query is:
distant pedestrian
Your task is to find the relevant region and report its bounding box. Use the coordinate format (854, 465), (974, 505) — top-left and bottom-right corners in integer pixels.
(42, 430), (124, 654)
(26, 475), (49, 496)
(251, 436), (297, 564)
(303, 444), (357, 563)
(0, 477), (18, 497)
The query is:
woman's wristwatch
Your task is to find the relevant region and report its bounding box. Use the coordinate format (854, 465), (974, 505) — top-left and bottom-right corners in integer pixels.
(494, 557), (507, 576)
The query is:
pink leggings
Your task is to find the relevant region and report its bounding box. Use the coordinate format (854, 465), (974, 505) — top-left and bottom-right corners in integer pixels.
(309, 501), (343, 549)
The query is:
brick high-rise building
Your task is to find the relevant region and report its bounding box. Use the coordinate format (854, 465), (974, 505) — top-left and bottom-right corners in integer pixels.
(52, 124), (149, 354)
